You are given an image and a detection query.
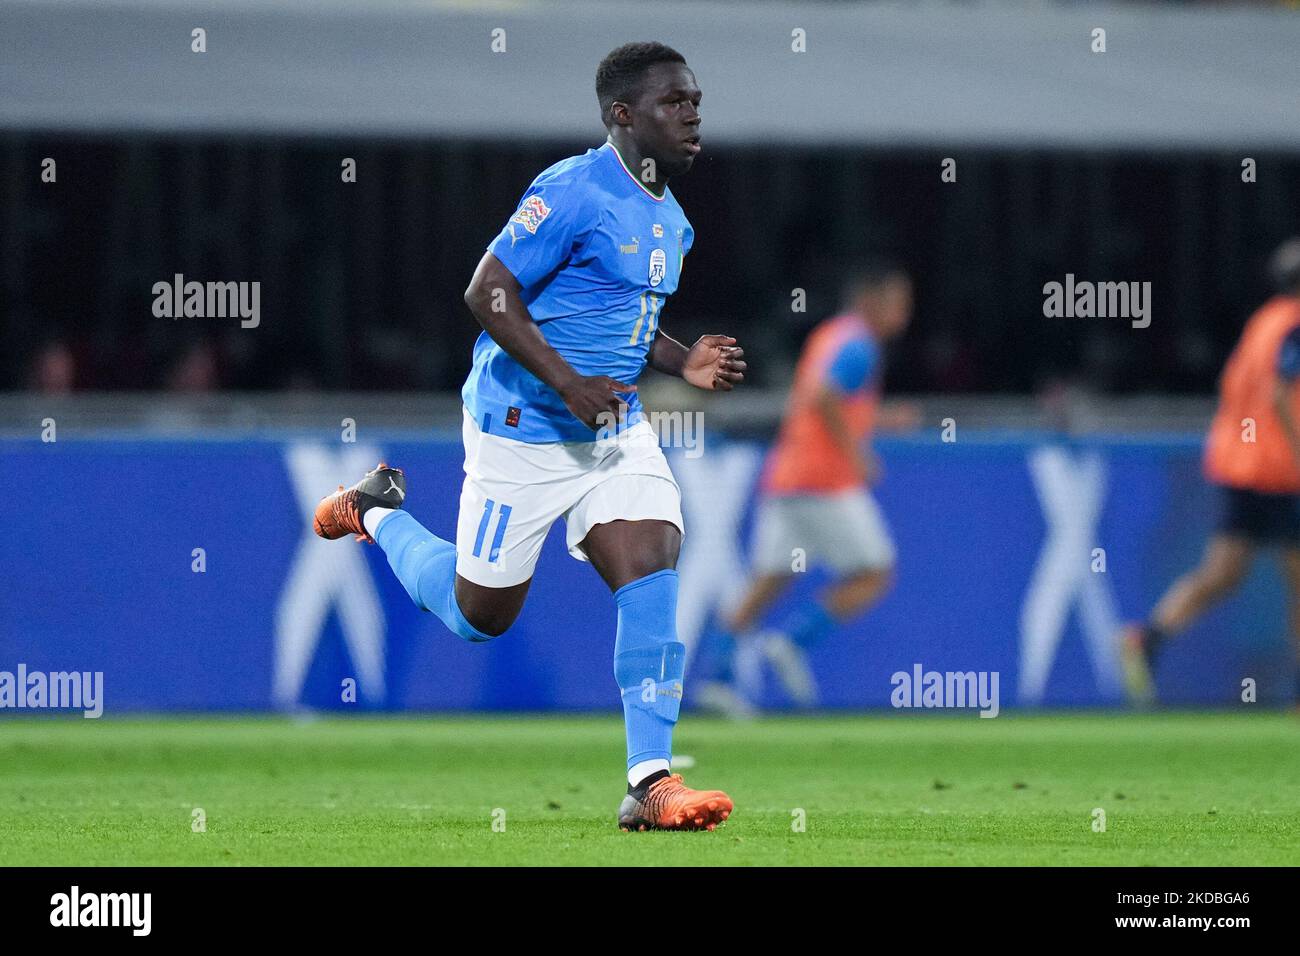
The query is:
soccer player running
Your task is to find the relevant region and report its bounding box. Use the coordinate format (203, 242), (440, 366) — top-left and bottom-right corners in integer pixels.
(313, 43), (745, 831)
(707, 263), (914, 709)
(1124, 239), (1300, 706)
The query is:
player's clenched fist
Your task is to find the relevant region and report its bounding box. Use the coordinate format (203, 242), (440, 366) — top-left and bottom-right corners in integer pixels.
(559, 375), (639, 430)
(683, 334), (746, 391)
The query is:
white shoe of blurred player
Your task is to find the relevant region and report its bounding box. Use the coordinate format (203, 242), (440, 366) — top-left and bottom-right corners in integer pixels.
(1119, 623), (1157, 708)
(692, 680), (757, 720)
(760, 631), (820, 708)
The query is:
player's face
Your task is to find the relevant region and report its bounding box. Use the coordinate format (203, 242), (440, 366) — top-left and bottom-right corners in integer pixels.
(867, 277), (914, 339)
(631, 62), (702, 178)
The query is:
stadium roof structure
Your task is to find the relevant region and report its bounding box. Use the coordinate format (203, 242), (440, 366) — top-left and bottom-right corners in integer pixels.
(2, 0), (1298, 150)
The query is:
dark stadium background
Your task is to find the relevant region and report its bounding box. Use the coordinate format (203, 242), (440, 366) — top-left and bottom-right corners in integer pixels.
(5, 135), (1299, 397)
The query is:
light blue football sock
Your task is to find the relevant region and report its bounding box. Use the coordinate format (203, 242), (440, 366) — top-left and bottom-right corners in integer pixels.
(694, 617), (738, 683)
(373, 510), (496, 643)
(782, 600), (837, 649)
(613, 569), (684, 770)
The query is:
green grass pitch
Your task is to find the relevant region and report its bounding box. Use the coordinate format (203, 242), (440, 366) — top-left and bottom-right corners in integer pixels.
(2, 712), (1297, 866)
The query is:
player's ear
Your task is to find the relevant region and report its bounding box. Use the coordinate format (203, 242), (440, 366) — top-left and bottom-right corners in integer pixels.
(609, 100), (633, 128)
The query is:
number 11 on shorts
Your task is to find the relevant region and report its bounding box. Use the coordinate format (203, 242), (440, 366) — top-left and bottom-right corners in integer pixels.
(472, 499), (513, 564)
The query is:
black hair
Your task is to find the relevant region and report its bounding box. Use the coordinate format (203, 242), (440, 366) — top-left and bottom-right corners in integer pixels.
(596, 42), (687, 127)
(1268, 238), (1300, 295)
(840, 256), (910, 308)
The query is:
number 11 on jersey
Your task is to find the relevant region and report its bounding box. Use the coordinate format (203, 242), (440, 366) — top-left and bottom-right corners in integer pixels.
(629, 294), (662, 346)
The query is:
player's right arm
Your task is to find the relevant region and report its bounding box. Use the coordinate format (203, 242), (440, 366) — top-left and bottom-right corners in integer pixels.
(463, 252), (634, 429)
(813, 386), (874, 484)
(812, 336), (877, 484)
(464, 177), (635, 431)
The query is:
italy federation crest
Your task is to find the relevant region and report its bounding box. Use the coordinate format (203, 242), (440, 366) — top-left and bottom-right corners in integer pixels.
(648, 248), (666, 287)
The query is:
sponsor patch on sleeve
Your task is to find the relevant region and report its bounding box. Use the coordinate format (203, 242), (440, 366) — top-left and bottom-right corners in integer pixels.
(509, 195), (552, 235)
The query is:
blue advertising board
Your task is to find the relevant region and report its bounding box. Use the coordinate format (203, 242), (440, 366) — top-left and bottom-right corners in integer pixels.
(1, 430), (1292, 713)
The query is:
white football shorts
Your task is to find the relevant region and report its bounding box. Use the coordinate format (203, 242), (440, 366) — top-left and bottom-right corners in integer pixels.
(751, 488), (896, 575)
(455, 407), (684, 587)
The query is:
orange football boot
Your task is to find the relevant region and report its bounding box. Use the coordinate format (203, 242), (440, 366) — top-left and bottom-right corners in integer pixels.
(312, 462), (406, 544)
(618, 773), (734, 832)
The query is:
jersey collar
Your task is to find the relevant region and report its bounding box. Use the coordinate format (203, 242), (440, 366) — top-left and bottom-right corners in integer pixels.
(604, 140), (667, 203)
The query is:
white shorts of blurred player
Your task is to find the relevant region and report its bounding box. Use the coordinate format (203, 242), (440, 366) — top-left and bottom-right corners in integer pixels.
(708, 488), (895, 712)
(750, 488), (896, 576)
(454, 407), (684, 588)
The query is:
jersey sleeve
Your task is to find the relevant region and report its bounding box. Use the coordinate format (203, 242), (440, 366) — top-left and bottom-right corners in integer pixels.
(487, 178), (590, 290)
(1278, 325), (1300, 382)
(824, 337), (878, 393)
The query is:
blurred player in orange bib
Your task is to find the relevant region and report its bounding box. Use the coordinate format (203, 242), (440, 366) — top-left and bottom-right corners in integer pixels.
(703, 261), (916, 710)
(1123, 238), (1300, 705)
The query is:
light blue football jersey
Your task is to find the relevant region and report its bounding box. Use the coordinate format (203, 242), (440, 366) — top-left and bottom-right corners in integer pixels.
(463, 141), (694, 442)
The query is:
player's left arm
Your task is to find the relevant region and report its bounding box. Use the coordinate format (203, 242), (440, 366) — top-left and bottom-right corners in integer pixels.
(649, 331), (746, 391)
(1271, 325), (1300, 469)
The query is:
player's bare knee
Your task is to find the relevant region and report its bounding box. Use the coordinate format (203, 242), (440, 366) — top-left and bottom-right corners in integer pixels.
(585, 521), (681, 591)
(627, 555), (677, 586)
(851, 565), (893, 593)
(466, 609), (515, 638)
(458, 595), (523, 637)
(454, 577), (528, 638)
